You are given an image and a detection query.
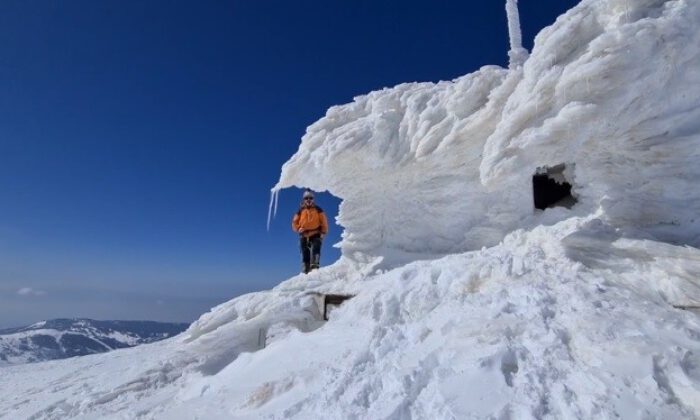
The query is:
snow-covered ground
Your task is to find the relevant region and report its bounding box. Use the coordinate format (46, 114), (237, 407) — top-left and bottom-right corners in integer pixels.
(2, 218), (699, 419)
(3, 0), (700, 418)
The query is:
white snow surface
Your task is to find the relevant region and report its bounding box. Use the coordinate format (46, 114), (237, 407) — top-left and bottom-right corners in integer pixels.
(4, 0), (700, 418)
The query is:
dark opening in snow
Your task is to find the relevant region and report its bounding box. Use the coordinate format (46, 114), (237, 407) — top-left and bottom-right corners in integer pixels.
(533, 164), (577, 210)
(323, 294), (354, 320)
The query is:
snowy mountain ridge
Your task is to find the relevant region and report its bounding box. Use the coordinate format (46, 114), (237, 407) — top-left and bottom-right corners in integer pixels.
(2, 0), (700, 418)
(0, 319), (188, 366)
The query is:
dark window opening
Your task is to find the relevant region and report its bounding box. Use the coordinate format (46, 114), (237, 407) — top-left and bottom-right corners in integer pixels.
(533, 164), (577, 210)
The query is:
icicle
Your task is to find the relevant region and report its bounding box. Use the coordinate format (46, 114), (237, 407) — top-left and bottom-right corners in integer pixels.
(267, 189), (276, 231)
(506, 0), (529, 69)
(267, 188), (282, 230)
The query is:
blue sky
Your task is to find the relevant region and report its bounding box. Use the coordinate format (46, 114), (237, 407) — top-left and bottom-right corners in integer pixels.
(0, 0), (579, 328)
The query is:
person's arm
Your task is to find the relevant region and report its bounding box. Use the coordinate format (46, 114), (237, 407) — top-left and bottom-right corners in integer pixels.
(292, 212), (301, 233)
(320, 211), (329, 237)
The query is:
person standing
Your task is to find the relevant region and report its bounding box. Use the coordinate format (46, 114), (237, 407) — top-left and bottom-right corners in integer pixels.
(292, 190), (328, 274)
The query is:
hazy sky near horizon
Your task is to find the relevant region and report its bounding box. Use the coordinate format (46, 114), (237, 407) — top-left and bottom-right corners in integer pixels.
(0, 0), (579, 328)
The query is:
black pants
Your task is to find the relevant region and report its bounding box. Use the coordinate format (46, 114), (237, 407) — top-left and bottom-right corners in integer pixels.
(300, 234), (322, 273)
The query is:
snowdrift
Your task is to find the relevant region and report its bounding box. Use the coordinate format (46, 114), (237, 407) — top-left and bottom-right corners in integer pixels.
(3, 0), (700, 418)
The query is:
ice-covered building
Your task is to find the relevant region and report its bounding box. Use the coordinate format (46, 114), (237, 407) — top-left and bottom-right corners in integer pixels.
(272, 0), (700, 270)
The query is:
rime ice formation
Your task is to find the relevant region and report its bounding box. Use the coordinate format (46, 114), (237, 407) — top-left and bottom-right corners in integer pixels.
(274, 67), (513, 269)
(273, 0), (700, 269)
(3, 0), (700, 419)
(506, 0), (529, 68)
(481, 0), (700, 247)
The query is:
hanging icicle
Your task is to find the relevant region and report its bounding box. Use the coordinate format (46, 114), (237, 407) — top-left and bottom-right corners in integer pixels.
(267, 188), (279, 231)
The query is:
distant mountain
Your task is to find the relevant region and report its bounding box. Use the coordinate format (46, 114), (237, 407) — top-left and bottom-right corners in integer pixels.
(0, 318), (189, 366)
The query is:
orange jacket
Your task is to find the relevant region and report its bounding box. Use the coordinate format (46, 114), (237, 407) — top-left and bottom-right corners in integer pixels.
(292, 205), (328, 237)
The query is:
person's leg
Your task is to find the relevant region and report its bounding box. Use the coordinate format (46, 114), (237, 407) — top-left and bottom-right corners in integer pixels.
(310, 235), (322, 270)
(299, 236), (311, 273)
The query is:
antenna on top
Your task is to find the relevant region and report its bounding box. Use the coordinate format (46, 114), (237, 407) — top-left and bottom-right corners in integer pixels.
(505, 0), (529, 68)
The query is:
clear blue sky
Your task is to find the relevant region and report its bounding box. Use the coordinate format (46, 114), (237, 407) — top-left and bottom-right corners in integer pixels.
(0, 0), (579, 328)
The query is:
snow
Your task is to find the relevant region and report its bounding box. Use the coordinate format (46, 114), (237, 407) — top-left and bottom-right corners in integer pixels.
(2, 219), (700, 418)
(0, 320), (185, 367)
(0, 329), (65, 366)
(104, 331), (141, 346)
(3, 0), (700, 418)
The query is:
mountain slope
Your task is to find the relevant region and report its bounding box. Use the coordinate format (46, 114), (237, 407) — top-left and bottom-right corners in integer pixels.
(0, 319), (188, 366)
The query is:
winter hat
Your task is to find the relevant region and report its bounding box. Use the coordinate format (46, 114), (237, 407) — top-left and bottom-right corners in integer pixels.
(303, 190), (315, 199)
